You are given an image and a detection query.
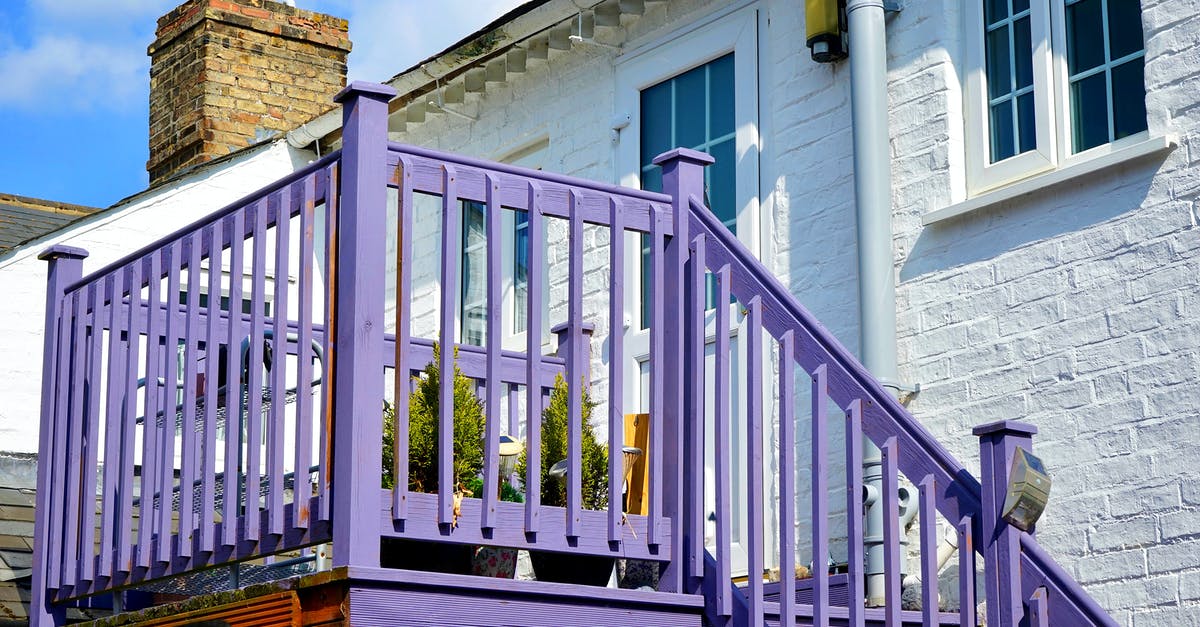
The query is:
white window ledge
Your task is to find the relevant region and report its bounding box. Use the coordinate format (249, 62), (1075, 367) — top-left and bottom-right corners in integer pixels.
(923, 134), (1177, 225)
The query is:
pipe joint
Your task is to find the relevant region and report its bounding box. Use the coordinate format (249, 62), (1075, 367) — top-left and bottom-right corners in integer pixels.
(846, 0), (886, 13)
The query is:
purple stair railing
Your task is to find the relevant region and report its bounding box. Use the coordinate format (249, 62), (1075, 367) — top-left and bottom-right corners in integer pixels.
(30, 83), (1114, 627)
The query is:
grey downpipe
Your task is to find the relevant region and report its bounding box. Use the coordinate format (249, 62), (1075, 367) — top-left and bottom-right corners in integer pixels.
(847, 0), (898, 608)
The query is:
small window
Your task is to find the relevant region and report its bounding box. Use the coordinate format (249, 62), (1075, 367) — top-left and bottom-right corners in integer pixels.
(966, 0), (1147, 193)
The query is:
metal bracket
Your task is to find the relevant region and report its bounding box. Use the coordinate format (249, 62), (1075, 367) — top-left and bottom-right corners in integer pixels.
(883, 0), (902, 12)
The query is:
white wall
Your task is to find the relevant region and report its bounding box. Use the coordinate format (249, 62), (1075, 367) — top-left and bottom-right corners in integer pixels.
(0, 140), (313, 454)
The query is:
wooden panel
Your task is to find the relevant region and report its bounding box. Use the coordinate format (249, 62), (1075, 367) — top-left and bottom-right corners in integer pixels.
(623, 413), (650, 516)
(136, 591), (300, 626)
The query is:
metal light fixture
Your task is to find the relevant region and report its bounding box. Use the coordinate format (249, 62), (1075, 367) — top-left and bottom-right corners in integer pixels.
(498, 435), (522, 483)
(1001, 447), (1051, 532)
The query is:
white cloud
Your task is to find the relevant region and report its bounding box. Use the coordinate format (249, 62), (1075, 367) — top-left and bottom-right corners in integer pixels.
(0, 35), (146, 111)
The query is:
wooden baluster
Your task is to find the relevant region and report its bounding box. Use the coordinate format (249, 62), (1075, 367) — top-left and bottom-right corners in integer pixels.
(958, 516), (977, 627)
(778, 332), (796, 625)
(483, 174), (502, 530)
(607, 199), (624, 544)
(918, 474), (939, 626)
(138, 252), (162, 569)
(713, 264), (732, 617)
(201, 222), (222, 552)
(881, 437), (900, 627)
(392, 157), (413, 522)
(684, 233), (706, 574)
(1029, 587), (1049, 627)
(49, 294), (74, 588)
(318, 161), (338, 523)
(745, 296), (764, 627)
(158, 240), (182, 565)
(845, 400), (866, 627)
(79, 283), (104, 584)
(812, 364), (830, 627)
(64, 290), (86, 586)
(647, 205), (665, 546)
(437, 165), (458, 526)
(100, 270), (127, 581)
(222, 212), (245, 548)
(180, 233), (202, 559)
(524, 181), (544, 533)
(117, 261), (142, 576)
(246, 197), (268, 543)
(295, 174), (316, 530)
(566, 190), (583, 537)
(269, 188), (291, 537)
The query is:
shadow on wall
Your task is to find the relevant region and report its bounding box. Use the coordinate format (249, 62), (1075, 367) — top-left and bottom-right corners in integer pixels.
(900, 155), (1168, 282)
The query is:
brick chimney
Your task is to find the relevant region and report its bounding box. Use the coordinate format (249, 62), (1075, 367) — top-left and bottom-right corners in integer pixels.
(147, 0), (351, 185)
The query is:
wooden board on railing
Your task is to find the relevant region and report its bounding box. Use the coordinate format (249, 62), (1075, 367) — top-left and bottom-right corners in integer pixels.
(624, 413), (650, 516)
(134, 591), (300, 626)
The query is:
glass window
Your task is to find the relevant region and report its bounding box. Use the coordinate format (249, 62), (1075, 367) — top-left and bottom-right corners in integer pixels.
(1063, 0), (1147, 153)
(513, 209), (529, 335)
(460, 200), (487, 346)
(639, 53), (736, 326)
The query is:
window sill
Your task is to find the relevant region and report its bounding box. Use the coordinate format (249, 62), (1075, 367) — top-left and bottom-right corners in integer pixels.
(923, 134), (1177, 226)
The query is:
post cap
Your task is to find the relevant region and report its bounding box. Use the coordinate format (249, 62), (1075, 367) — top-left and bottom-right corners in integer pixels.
(37, 244), (89, 262)
(651, 147), (715, 167)
(334, 80), (398, 104)
(550, 321), (596, 336)
(972, 419), (1038, 437)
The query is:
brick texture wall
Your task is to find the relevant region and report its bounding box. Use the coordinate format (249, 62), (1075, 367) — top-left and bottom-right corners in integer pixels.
(146, 0), (349, 185)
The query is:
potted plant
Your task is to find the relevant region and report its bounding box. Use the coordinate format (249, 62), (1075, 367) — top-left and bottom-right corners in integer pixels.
(381, 344), (484, 574)
(517, 374), (613, 585)
(464, 475), (523, 578)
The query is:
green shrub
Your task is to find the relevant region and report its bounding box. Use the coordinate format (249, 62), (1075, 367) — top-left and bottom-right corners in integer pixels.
(382, 344), (486, 493)
(516, 374), (608, 510)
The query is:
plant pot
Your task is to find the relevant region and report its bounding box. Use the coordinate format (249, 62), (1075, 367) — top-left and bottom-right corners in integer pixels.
(617, 558), (661, 590)
(471, 545), (519, 578)
(380, 537), (475, 575)
(529, 551), (615, 586)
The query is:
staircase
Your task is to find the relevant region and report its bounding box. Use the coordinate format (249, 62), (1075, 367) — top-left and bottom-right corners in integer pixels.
(30, 82), (1116, 627)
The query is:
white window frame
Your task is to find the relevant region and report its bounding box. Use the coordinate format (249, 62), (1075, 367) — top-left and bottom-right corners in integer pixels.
(964, 0), (1150, 195)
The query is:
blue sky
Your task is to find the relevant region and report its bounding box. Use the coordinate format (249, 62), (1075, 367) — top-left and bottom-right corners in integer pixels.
(0, 0), (521, 208)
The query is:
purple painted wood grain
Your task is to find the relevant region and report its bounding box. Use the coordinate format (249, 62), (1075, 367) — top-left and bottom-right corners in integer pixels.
(157, 240), (183, 565)
(1030, 587), (1048, 627)
(684, 235), (706, 577)
(319, 162), (338, 524)
(63, 290), (86, 588)
(246, 199), (268, 544)
(438, 165), (458, 526)
(778, 331), (797, 625)
(524, 180), (544, 533)
(811, 363), (829, 627)
(566, 190), (583, 537)
(880, 437), (900, 627)
(82, 285), (104, 584)
(137, 252), (162, 570)
(179, 232), (202, 559)
(49, 301), (73, 589)
(392, 157), (414, 522)
(845, 399), (866, 627)
(295, 175), (316, 531)
(607, 199), (624, 544)
(958, 516), (976, 627)
(745, 296), (764, 627)
(201, 222), (222, 552)
(975, 422), (1033, 627)
(99, 271), (125, 580)
(32, 246), (86, 625)
(648, 205), (665, 547)
(713, 264), (732, 618)
(222, 211), (245, 548)
(269, 188), (291, 537)
(117, 261), (142, 575)
(918, 475), (939, 626)
(483, 174), (502, 530)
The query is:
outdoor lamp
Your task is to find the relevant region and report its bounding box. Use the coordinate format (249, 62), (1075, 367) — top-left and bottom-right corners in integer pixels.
(1001, 447), (1051, 532)
(806, 0), (846, 62)
(498, 435), (522, 480)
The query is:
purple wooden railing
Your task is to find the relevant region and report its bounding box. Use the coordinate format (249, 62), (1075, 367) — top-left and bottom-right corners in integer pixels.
(31, 82), (1115, 627)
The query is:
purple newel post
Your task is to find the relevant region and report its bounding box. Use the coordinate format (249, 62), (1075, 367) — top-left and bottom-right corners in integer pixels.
(974, 419), (1037, 627)
(653, 147), (713, 592)
(33, 244), (88, 625)
(331, 81), (396, 568)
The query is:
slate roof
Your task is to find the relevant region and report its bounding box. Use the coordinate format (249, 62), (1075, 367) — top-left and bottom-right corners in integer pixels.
(0, 193), (101, 256)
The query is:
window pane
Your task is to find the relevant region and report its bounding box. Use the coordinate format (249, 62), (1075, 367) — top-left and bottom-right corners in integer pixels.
(461, 201), (487, 346)
(513, 211), (528, 334)
(708, 139), (737, 231)
(990, 99), (1015, 162)
(709, 53), (735, 137)
(984, 0), (1007, 25)
(1016, 92), (1037, 153)
(1071, 73), (1109, 152)
(674, 64), (707, 149)
(640, 82), (672, 167)
(1012, 0), (1029, 14)
(1014, 16), (1033, 90)
(641, 166), (662, 194)
(986, 24), (1012, 99)
(1107, 0), (1144, 60)
(1111, 60), (1147, 140)
(1067, 0), (1105, 75)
